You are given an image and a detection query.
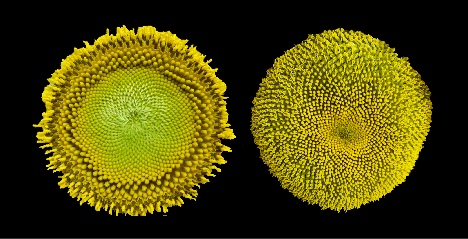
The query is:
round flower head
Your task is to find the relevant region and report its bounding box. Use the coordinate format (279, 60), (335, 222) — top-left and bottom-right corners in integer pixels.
(34, 26), (235, 216)
(251, 28), (432, 212)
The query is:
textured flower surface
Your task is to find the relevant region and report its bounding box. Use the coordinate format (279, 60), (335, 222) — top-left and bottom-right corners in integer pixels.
(251, 28), (432, 212)
(34, 26), (235, 216)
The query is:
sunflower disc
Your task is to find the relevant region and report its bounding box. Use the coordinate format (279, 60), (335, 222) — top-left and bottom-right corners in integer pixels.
(33, 26), (235, 216)
(251, 28), (432, 212)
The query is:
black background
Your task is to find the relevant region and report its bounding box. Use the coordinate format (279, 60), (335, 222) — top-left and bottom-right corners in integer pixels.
(17, 2), (463, 238)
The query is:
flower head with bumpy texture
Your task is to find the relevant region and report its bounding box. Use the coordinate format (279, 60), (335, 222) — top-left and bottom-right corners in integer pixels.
(251, 28), (432, 212)
(34, 26), (235, 216)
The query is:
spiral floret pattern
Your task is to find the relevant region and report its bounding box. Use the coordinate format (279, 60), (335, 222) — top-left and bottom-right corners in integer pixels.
(251, 28), (432, 212)
(34, 26), (235, 215)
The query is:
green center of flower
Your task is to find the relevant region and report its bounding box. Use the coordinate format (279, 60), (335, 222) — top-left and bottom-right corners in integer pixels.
(76, 67), (195, 182)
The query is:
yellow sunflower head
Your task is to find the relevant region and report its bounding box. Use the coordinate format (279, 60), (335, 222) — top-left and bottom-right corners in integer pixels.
(251, 28), (432, 212)
(33, 25), (235, 216)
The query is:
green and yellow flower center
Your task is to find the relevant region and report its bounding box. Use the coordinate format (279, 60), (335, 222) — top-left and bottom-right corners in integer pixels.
(78, 67), (195, 184)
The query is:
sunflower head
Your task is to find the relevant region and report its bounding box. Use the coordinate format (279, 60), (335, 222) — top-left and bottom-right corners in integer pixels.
(33, 26), (235, 215)
(251, 28), (432, 212)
